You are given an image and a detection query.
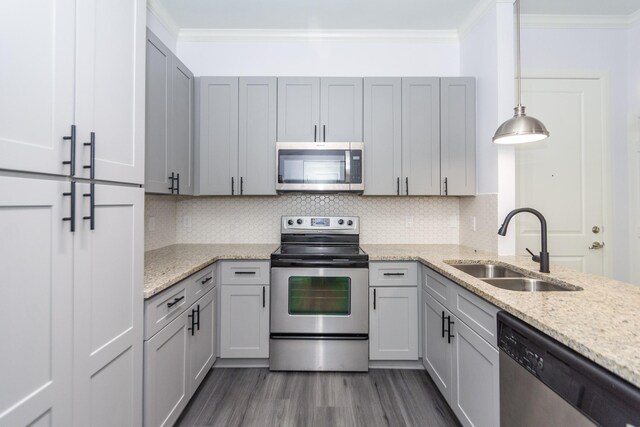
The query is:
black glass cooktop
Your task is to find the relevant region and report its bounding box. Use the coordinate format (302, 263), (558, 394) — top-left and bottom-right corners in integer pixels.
(271, 244), (368, 268)
(273, 244), (366, 257)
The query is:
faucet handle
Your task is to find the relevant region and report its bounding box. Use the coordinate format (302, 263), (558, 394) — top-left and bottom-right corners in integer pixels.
(525, 248), (541, 263)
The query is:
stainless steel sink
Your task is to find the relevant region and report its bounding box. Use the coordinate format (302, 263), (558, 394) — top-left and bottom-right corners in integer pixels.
(450, 263), (525, 278)
(482, 278), (573, 292)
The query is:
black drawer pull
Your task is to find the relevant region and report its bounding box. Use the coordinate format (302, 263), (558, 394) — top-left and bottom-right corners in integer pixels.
(262, 286), (266, 308)
(373, 289), (376, 310)
(235, 271), (256, 275)
(441, 311), (446, 338)
(201, 277), (212, 285)
(383, 272), (405, 276)
(167, 296), (184, 308)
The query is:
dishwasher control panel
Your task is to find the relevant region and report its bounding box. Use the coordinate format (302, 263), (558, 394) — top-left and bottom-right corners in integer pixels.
(498, 330), (544, 376)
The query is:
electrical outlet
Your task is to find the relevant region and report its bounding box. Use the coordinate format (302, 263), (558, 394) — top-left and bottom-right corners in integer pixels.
(147, 216), (156, 232)
(471, 216), (477, 232)
(405, 216), (413, 228)
(183, 215), (192, 228)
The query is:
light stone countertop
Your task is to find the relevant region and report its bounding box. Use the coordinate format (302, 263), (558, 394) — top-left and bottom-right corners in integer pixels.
(144, 242), (640, 389)
(361, 244), (640, 389)
(144, 244), (278, 299)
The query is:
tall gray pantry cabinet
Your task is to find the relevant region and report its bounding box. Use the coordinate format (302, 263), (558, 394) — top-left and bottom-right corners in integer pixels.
(0, 1), (146, 426)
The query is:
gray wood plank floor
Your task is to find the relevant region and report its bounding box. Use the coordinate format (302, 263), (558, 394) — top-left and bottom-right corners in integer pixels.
(177, 368), (461, 427)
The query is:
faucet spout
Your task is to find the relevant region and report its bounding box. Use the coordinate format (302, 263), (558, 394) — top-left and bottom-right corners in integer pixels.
(497, 208), (550, 273)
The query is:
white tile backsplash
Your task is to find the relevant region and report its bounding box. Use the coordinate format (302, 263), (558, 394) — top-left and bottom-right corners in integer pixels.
(144, 195), (177, 251)
(459, 193), (498, 253)
(176, 194), (460, 244)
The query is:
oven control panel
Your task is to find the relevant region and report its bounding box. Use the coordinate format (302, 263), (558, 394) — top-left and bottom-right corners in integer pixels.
(281, 216), (359, 233)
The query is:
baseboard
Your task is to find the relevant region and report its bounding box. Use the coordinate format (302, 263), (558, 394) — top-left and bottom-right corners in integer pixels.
(213, 358), (269, 368)
(369, 359), (426, 370)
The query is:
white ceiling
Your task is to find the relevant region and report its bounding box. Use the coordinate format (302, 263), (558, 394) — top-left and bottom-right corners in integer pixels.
(155, 0), (640, 31)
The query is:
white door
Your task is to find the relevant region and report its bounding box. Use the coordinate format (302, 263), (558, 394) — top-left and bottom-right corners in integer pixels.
(74, 0), (145, 184)
(369, 287), (418, 360)
(0, 1), (75, 176)
(73, 183), (143, 427)
(0, 176), (73, 426)
(220, 285), (269, 358)
(516, 78), (607, 275)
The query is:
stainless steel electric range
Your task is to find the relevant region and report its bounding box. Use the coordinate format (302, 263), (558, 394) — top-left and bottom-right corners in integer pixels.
(270, 216), (369, 372)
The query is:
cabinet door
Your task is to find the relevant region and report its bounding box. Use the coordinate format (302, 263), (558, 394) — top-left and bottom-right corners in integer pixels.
(0, 176), (73, 426)
(171, 56), (195, 195)
(363, 78), (402, 195)
(440, 78), (476, 196)
(451, 319), (500, 427)
(188, 289), (216, 395)
(143, 310), (190, 427)
(75, 0), (145, 184)
(73, 184), (144, 427)
(196, 77), (239, 195)
(145, 30), (172, 194)
(370, 287), (418, 360)
(238, 77), (277, 195)
(402, 78), (441, 195)
(277, 77), (320, 142)
(422, 291), (452, 401)
(320, 78), (363, 142)
(0, 1), (75, 176)
(220, 285), (269, 358)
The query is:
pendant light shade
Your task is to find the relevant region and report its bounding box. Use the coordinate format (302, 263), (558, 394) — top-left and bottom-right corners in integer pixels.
(493, 0), (549, 145)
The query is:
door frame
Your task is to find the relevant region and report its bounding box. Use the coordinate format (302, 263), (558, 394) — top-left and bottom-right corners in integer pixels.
(519, 71), (613, 277)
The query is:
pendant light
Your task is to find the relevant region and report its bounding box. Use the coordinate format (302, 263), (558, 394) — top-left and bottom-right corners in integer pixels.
(493, 0), (549, 144)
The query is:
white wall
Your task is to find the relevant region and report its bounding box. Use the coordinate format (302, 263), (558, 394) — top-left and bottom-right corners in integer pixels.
(146, 7), (177, 54)
(521, 25), (631, 281)
(628, 20), (640, 284)
(177, 38), (460, 77)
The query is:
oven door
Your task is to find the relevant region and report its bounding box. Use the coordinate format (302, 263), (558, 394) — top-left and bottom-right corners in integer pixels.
(270, 267), (368, 334)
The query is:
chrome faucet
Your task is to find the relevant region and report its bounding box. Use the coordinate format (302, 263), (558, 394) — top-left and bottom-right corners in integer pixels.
(498, 208), (550, 273)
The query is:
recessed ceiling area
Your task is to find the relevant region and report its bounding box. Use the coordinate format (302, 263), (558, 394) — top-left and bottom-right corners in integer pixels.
(155, 0), (640, 31)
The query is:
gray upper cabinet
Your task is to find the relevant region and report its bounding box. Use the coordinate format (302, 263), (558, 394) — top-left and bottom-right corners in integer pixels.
(320, 78), (363, 142)
(363, 78), (402, 196)
(145, 30), (194, 195)
(238, 77), (277, 195)
(277, 77), (363, 142)
(402, 78), (440, 196)
(441, 77), (476, 196)
(196, 77), (277, 196)
(277, 77), (320, 142)
(196, 77), (239, 195)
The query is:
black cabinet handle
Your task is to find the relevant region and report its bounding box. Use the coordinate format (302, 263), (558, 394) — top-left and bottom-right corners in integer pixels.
(188, 309), (195, 336)
(396, 177), (400, 195)
(444, 177), (448, 196)
(447, 318), (455, 344)
(83, 183), (95, 230)
(405, 177), (409, 195)
(373, 289), (376, 310)
(62, 181), (76, 232)
(196, 304), (201, 331)
(201, 277), (212, 285)
(83, 131), (95, 179)
(441, 311), (445, 338)
(167, 295), (184, 308)
(168, 172), (175, 193)
(383, 272), (405, 276)
(176, 173), (180, 195)
(314, 125), (317, 142)
(62, 124), (76, 176)
(262, 286), (266, 308)
(235, 271), (256, 275)
(240, 177), (244, 195)
(323, 124), (326, 142)
(231, 177), (235, 195)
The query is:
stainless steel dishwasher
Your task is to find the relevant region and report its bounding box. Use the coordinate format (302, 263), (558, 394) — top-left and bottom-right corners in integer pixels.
(497, 312), (640, 427)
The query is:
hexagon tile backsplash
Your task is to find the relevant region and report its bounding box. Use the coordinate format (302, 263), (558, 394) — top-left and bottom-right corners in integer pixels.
(175, 194), (460, 244)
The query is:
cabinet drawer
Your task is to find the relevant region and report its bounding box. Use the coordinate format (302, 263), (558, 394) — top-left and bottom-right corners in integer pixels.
(452, 285), (499, 347)
(370, 262), (418, 286)
(187, 264), (216, 302)
(220, 261), (270, 285)
(423, 266), (452, 307)
(144, 280), (189, 340)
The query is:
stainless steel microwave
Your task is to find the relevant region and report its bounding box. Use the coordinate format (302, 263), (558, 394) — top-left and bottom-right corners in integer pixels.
(276, 142), (364, 193)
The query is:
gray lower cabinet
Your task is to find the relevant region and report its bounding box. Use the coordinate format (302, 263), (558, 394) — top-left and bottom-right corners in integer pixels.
(277, 77), (363, 142)
(220, 284), (270, 358)
(196, 77), (276, 195)
(143, 272), (217, 427)
(145, 29), (194, 195)
(370, 286), (419, 360)
(422, 267), (499, 427)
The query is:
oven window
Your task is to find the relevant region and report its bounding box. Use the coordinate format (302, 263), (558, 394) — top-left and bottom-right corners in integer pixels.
(288, 277), (351, 315)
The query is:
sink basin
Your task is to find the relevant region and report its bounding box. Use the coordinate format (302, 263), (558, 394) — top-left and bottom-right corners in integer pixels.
(482, 278), (573, 292)
(450, 263), (525, 278)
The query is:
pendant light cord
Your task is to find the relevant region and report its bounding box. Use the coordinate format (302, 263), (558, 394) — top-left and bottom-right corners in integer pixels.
(515, 0), (522, 107)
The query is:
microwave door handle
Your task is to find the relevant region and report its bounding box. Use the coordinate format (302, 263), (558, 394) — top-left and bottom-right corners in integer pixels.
(345, 150), (351, 184)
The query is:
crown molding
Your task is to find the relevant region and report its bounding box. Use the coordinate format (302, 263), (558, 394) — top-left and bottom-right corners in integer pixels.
(178, 28), (459, 43)
(458, 0), (499, 41)
(147, 0), (180, 39)
(521, 13), (639, 29)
